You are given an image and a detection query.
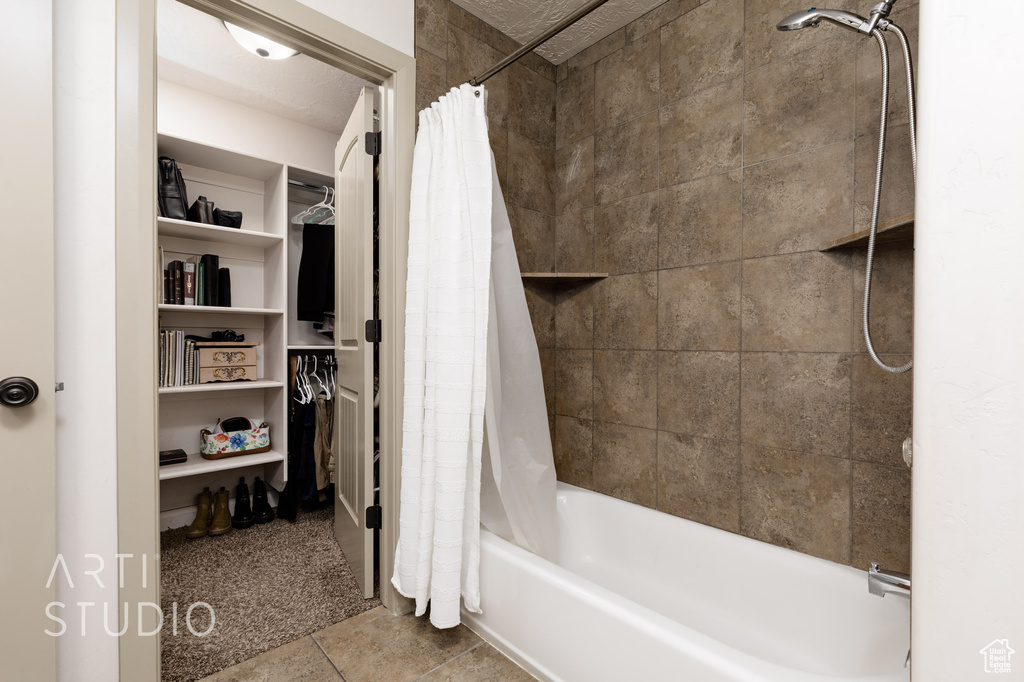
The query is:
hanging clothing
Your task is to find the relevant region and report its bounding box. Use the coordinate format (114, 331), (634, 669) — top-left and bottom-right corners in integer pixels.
(296, 224), (335, 322)
(393, 84), (494, 629)
(314, 393), (335, 490)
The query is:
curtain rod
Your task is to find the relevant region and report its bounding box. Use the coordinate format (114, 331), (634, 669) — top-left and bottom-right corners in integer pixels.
(469, 0), (614, 86)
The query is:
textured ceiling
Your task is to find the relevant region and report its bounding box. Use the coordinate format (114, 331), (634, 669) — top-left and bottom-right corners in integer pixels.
(452, 0), (667, 64)
(156, 0), (371, 134)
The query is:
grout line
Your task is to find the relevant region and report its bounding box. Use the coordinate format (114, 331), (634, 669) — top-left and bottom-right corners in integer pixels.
(310, 633), (348, 682)
(653, 19), (663, 512)
(410, 641), (486, 682)
(738, 0), (747, 537)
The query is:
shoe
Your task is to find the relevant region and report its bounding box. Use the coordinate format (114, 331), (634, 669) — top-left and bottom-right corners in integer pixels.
(186, 487), (212, 539)
(232, 477), (255, 529)
(208, 487), (232, 536)
(252, 476), (275, 524)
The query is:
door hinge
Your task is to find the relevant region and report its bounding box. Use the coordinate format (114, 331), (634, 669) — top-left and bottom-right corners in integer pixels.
(365, 504), (382, 529)
(365, 319), (381, 343)
(365, 131), (381, 156)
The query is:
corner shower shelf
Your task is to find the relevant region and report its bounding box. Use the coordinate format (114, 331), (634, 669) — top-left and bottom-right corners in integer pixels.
(820, 214), (914, 251)
(520, 272), (608, 283)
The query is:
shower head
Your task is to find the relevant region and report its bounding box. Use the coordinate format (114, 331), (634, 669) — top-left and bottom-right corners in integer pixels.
(776, 7), (871, 33)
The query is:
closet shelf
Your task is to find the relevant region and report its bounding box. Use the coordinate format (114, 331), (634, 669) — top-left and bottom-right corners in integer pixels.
(158, 379), (285, 395)
(158, 449), (286, 481)
(158, 217), (284, 248)
(521, 272), (609, 283)
(820, 214), (914, 251)
(158, 304), (285, 316)
(288, 344), (335, 351)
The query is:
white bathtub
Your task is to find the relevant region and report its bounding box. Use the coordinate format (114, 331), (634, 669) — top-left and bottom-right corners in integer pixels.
(462, 483), (910, 682)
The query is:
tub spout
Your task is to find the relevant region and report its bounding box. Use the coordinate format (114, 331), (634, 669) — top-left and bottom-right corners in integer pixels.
(868, 562), (910, 599)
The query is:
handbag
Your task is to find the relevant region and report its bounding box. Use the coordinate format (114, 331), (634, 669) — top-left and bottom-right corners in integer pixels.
(188, 195), (215, 224)
(213, 208), (243, 228)
(157, 156), (189, 220)
(200, 417), (271, 460)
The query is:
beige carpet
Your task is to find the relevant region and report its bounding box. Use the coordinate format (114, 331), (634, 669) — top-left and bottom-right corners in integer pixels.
(160, 508), (380, 682)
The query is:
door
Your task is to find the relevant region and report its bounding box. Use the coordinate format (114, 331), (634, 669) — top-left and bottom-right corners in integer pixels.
(334, 86), (376, 598)
(0, 1), (57, 677)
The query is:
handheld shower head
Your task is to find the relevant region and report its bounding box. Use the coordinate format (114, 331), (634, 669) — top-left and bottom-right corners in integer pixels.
(776, 8), (871, 33)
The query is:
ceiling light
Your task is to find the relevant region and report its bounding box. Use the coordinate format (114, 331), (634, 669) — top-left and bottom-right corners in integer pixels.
(224, 22), (299, 59)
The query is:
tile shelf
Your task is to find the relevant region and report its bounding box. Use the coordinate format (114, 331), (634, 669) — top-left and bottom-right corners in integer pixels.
(520, 272), (609, 283)
(821, 214), (914, 251)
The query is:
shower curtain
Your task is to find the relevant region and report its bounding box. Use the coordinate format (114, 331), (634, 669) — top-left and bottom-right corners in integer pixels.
(392, 84), (558, 629)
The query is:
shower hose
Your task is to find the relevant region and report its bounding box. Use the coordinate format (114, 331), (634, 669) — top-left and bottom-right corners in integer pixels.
(864, 24), (915, 374)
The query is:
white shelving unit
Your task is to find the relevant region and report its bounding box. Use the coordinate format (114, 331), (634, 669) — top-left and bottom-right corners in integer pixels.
(156, 133), (335, 527)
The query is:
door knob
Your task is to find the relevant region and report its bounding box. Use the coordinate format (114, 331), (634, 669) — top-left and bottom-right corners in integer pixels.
(0, 377), (39, 408)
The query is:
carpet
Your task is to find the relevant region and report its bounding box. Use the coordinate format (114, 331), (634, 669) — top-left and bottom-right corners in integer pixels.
(160, 507), (380, 682)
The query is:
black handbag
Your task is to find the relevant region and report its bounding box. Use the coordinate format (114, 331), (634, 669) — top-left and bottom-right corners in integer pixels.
(213, 208), (243, 228)
(157, 157), (189, 220)
(188, 195), (215, 224)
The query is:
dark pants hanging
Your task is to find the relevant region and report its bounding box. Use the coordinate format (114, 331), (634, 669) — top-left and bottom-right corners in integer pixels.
(296, 225), (334, 322)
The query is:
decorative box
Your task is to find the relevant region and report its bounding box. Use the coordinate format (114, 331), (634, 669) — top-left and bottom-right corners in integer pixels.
(200, 421), (271, 460)
(195, 342), (259, 383)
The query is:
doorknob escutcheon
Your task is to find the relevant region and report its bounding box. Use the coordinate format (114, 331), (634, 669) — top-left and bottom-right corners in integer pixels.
(0, 377), (40, 408)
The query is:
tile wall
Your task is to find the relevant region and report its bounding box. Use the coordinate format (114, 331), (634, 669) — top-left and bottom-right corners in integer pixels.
(415, 0), (915, 572)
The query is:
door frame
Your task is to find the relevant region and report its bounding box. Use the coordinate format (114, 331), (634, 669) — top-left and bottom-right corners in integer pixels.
(114, 1), (414, 677)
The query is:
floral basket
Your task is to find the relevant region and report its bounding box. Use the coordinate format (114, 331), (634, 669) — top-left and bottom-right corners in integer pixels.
(200, 421), (271, 460)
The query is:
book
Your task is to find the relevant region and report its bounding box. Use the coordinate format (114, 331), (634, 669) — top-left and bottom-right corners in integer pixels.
(183, 260), (196, 306)
(218, 267), (231, 307)
(197, 262), (205, 306)
(163, 269), (171, 305)
(171, 260), (184, 305)
(200, 254), (219, 307)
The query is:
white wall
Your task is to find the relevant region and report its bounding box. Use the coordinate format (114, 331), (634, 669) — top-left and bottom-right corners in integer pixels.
(296, 0), (413, 57)
(913, 2), (1024, 680)
(50, 2), (412, 680)
(158, 79), (337, 172)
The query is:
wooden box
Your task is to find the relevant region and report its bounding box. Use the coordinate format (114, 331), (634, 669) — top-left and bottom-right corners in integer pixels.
(195, 342), (259, 383)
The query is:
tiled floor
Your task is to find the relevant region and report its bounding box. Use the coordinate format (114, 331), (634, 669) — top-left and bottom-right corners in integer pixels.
(200, 606), (537, 682)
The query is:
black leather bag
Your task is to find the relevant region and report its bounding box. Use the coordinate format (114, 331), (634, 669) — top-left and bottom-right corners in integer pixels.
(188, 195), (215, 224)
(213, 208), (243, 229)
(157, 157), (189, 220)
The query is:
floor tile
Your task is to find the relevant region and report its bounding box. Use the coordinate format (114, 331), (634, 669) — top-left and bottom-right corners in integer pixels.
(199, 636), (341, 682)
(418, 643), (537, 681)
(312, 607), (481, 682)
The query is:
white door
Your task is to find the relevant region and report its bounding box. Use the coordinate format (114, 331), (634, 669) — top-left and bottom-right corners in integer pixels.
(334, 87), (376, 598)
(0, 1), (57, 677)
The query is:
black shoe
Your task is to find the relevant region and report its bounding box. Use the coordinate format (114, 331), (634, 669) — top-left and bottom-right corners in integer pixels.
(253, 476), (275, 524)
(232, 477), (255, 529)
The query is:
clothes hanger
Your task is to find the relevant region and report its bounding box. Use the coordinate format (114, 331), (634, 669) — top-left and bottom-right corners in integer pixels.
(291, 186), (333, 225)
(305, 187), (335, 226)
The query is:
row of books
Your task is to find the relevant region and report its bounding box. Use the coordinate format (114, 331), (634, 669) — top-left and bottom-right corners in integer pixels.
(159, 329), (200, 387)
(162, 253), (231, 307)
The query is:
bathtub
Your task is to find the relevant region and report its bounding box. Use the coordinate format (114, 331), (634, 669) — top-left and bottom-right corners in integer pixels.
(462, 483), (910, 682)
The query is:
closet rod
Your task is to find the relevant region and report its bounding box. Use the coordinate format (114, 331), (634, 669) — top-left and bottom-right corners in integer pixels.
(288, 179), (331, 192)
(469, 0), (614, 86)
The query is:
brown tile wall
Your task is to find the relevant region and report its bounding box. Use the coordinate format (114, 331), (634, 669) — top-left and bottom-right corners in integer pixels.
(415, 0), (915, 573)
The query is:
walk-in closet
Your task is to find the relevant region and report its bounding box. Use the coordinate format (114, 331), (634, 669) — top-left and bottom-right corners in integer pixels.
(154, 1), (380, 678)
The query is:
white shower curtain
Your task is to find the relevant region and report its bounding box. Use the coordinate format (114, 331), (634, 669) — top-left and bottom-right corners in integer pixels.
(392, 84), (557, 629)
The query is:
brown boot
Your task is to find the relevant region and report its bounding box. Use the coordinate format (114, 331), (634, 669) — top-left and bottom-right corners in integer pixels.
(208, 487), (232, 536)
(186, 487), (212, 539)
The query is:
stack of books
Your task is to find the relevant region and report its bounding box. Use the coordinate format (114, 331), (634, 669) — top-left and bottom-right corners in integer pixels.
(159, 329), (200, 387)
(161, 251), (230, 307)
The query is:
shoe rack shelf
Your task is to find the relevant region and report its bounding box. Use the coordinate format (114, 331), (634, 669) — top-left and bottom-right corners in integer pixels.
(158, 450), (287, 481)
(156, 132), (335, 529)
